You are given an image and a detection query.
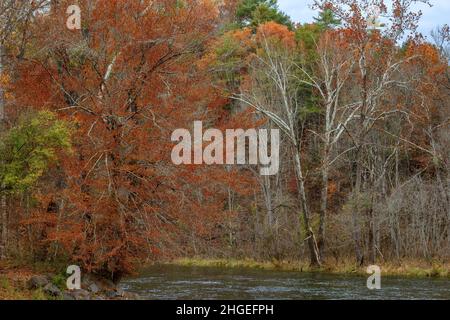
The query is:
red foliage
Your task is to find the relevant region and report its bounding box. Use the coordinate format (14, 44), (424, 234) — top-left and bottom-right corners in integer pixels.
(9, 0), (255, 278)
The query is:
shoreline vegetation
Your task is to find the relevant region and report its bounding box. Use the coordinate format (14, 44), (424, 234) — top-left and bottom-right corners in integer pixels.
(163, 258), (450, 278)
(1, 257), (448, 300)
(0, 260), (135, 300)
(0, 0), (449, 300)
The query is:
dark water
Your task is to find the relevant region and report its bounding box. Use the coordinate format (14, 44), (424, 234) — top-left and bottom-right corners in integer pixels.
(121, 265), (450, 300)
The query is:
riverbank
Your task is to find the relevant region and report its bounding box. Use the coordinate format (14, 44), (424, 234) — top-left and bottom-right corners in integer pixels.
(0, 264), (41, 299)
(165, 258), (450, 278)
(0, 260), (138, 300)
(2, 257), (448, 299)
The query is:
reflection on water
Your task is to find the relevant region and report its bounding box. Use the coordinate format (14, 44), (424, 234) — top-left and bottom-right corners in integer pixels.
(121, 265), (450, 300)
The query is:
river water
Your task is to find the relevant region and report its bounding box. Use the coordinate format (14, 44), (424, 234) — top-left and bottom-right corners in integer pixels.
(121, 264), (450, 300)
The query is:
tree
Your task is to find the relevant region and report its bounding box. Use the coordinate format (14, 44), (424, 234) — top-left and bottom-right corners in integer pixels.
(431, 25), (450, 62)
(313, 0), (434, 264)
(0, 111), (71, 258)
(296, 28), (357, 259)
(233, 22), (322, 266)
(0, 2), (53, 258)
(314, 8), (341, 30)
(236, 0), (293, 29)
(7, 0), (253, 279)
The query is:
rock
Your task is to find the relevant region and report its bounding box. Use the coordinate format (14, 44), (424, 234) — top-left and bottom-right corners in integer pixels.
(27, 275), (49, 290)
(104, 290), (117, 299)
(95, 278), (116, 292)
(81, 274), (95, 288)
(63, 287), (139, 300)
(122, 292), (140, 300)
(58, 273), (140, 300)
(68, 289), (91, 300)
(115, 288), (124, 297)
(62, 292), (76, 300)
(43, 283), (62, 297)
(106, 289), (128, 299)
(81, 274), (115, 292)
(101, 288), (133, 300)
(88, 283), (100, 294)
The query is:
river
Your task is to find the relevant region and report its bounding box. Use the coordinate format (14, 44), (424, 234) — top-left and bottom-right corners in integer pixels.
(121, 264), (450, 300)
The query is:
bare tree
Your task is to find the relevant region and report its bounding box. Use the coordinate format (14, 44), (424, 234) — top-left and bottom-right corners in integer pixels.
(431, 25), (450, 62)
(234, 35), (322, 266)
(313, 0), (433, 264)
(296, 29), (358, 258)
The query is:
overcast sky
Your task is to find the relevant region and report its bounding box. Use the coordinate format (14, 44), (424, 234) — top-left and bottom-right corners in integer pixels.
(277, 0), (449, 38)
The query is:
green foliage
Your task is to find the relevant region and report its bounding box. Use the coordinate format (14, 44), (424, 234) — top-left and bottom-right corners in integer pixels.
(0, 276), (9, 290)
(51, 273), (67, 291)
(215, 33), (246, 68)
(0, 275), (29, 300)
(295, 9), (339, 60)
(211, 32), (250, 93)
(0, 111), (72, 194)
(295, 23), (322, 53)
(31, 288), (48, 300)
(298, 211), (320, 239)
(236, 0), (293, 29)
(313, 8), (341, 30)
(294, 14), (338, 123)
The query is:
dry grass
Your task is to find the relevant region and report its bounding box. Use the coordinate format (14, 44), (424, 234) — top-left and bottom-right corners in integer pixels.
(167, 257), (450, 278)
(0, 260), (50, 300)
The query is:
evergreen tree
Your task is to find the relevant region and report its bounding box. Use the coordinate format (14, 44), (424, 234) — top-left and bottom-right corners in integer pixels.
(313, 8), (341, 30)
(236, 0), (293, 29)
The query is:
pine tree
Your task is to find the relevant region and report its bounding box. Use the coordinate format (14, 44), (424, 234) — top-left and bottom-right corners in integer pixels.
(236, 0), (293, 29)
(313, 8), (341, 30)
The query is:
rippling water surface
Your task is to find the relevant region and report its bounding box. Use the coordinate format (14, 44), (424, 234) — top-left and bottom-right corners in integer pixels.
(121, 265), (450, 300)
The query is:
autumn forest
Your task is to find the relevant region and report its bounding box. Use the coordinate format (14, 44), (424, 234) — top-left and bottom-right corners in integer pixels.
(0, 0), (449, 285)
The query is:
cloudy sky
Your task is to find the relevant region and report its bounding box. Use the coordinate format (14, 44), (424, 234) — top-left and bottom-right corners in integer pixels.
(277, 0), (449, 37)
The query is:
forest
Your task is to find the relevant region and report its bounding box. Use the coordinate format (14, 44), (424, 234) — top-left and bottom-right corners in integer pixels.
(0, 0), (448, 285)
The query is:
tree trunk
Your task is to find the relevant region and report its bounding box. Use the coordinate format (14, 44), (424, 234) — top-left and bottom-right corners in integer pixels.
(318, 146), (329, 259)
(368, 195), (376, 264)
(294, 150), (321, 267)
(436, 167), (450, 258)
(262, 175), (274, 228)
(352, 159), (364, 265)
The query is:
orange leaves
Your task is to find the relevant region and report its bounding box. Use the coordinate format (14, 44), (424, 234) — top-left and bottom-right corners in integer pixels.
(5, 0), (260, 277)
(257, 22), (296, 49)
(232, 28), (252, 42)
(406, 43), (447, 77)
(11, 63), (54, 110)
(204, 21), (296, 77)
(0, 73), (13, 101)
(327, 181), (338, 200)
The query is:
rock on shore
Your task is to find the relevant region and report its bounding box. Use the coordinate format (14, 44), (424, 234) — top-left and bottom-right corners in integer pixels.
(26, 274), (140, 300)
